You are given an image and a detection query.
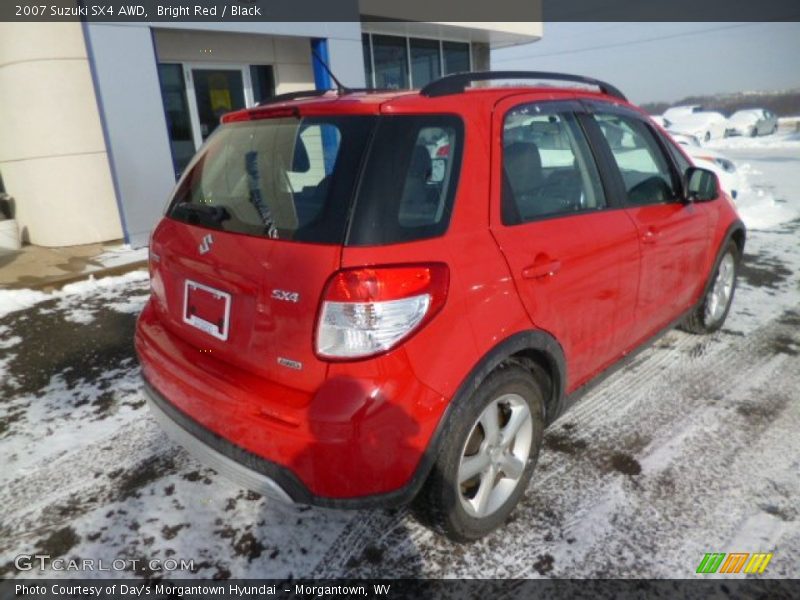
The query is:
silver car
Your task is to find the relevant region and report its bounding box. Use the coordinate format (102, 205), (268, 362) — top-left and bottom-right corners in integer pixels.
(726, 109), (778, 137)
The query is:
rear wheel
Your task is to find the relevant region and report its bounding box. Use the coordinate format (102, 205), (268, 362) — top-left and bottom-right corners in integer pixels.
(413, 365), (545, 542)
(681, 241), (739, 334)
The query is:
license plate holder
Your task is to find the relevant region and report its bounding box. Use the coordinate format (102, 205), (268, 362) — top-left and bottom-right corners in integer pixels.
(183, 280), (231, 341)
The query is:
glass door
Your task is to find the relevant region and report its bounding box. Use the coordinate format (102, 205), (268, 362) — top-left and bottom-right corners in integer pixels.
(184, 65), (254, 149)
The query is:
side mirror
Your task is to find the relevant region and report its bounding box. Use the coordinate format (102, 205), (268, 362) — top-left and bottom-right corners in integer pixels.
(683, 166), (719, 202)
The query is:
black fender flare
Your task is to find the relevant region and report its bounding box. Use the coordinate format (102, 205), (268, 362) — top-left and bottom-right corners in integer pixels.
(700, 218), (746, 300)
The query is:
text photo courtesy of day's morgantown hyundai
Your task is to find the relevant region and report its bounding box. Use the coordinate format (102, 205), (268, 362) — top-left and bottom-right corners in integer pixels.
(1, 1), (799, 598)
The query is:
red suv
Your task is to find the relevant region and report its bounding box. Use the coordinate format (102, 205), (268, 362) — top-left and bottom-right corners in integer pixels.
(135, 72), (744, 541)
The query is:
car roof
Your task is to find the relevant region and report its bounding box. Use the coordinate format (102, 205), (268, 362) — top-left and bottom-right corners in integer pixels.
(223, 85), (634, 122)
(221, 71), (633, 122)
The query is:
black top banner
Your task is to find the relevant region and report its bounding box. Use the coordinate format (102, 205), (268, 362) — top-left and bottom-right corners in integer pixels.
(1, 0), (799, 22)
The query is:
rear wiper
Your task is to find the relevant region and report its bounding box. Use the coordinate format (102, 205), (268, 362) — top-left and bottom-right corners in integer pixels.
(172, 203), (231, 225)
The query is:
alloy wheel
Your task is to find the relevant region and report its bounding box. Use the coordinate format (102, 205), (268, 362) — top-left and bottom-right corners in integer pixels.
(705, 252), (735, 325)
(456, 393), (533, 518)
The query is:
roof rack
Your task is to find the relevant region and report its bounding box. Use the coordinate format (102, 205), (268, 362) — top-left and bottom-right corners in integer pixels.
(419, 71), (627, 101)
(257, 87), (398, 106)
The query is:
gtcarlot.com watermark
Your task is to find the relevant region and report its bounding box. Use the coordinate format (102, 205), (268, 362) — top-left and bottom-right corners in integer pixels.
(14, 554), (194, 573)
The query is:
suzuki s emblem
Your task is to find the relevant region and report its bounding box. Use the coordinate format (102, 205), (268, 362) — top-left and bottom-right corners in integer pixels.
(198, 234), (214, 255)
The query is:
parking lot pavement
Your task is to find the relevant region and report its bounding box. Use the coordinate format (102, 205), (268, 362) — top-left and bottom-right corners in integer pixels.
(1, 143), (798, 580)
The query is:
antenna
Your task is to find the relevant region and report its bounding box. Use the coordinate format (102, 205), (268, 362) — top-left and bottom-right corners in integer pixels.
(311, 48), (350, 95)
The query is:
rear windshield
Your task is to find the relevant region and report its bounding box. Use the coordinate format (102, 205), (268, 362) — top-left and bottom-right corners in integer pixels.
(169, 116), (373, 244)
(167, 114), (463, 246)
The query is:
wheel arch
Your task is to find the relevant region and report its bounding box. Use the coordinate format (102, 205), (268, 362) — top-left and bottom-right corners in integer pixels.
(708, 218), (746, 295)
(729, 221), (746, 256)
(436, 329), (567, 441)
(402, 329), (567, 505)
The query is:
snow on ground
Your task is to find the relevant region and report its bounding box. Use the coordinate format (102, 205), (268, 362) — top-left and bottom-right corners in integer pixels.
(708, 132), (800, 231)
(0, 271), (149, 321)
(0, 143), (798, 581)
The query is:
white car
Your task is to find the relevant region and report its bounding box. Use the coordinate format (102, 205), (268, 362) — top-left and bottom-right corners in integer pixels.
(669, 132), (740, 198)
(650, 115), (668, 129)
(726, 109), (779, 137)
(667, 111), (729, 142)
(662, 105), (704, 122)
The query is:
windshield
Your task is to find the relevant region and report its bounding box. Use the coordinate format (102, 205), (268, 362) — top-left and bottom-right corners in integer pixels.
(168, 116), (374, 244)
(731, 111), (758, 123)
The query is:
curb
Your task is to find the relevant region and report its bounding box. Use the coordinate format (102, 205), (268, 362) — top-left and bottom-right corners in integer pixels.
(3, 260), (148, 292)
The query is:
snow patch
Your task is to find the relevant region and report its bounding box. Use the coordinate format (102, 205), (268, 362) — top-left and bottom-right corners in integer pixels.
(0, 289), (50, 319)
(708, 131), (800, 151)
(0, 334), (22, 349)
(0, 270), (149, 320)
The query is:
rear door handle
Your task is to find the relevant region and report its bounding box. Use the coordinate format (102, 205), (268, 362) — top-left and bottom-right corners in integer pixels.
(522, 259), (561, 280)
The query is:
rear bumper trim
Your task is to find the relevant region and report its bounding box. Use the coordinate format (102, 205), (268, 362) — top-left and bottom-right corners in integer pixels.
(143, 377), (300, 505)
(141, 374), (428, 509)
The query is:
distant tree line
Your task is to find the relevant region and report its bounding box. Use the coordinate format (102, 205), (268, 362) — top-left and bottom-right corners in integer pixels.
(641, 90), (800, 117)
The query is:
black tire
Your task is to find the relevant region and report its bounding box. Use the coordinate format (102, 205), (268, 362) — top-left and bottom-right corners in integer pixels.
(681, 240), (740, 334)
(704, 131), (712, 142)
(413, 364), (545, 542)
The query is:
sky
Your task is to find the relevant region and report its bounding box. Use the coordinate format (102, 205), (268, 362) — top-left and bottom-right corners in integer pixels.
(492, 22), (800, 104)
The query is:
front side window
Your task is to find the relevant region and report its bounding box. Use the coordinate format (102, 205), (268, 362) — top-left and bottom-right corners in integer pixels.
(168, 116), (373, 244)
(659, 131), (692, 177)
(592, 113), (679, 205)
(502, 106), (606, 224)
(347, 115), (464, 245)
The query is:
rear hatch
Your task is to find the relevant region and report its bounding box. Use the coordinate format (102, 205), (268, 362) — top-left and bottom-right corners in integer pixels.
(149, 114), (374, 392)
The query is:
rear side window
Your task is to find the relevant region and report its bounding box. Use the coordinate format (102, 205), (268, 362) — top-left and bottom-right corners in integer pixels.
(592, 113), (679, 205)
(168, 116), (373, 244)
(502, 107), (606, 224)
(347, 115), (464, 246)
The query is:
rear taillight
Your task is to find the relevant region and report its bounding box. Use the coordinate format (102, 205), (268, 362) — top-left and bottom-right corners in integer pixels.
(315, 264), (449, 360)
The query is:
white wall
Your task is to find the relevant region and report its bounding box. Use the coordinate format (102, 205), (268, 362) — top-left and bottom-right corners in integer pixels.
(0, 22), (123, 247)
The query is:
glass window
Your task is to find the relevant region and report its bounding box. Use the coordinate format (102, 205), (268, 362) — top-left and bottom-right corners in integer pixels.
(443, 41), (470, 75)
(348, 115), (464, 245)
(250, 65), (275, 104)
(192, 69), (245, 142)
(168, 116), (374, 244)
(502, 107), (606, 224)
(410, 38), (441, 88)
(372, 35), (409, 89)
(659, 131), (692, 177)
(593, 113), (678, 205)
(362, 34), (373, 88)
(157, 63), (195, 177)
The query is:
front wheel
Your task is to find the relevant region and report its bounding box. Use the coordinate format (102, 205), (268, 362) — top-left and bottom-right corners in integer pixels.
(413, 365), (545, 542)
(681, 241), (739, 334)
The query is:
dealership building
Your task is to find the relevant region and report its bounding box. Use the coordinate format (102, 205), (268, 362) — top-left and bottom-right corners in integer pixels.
(0, 17), (539, 248)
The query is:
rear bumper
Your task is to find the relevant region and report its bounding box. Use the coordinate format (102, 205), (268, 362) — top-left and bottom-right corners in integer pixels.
(144, 379), (296, 505)
(135, 299), (448, 507)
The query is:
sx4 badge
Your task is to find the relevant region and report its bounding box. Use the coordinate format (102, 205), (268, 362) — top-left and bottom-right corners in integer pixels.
(272, 289), (300, 303)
